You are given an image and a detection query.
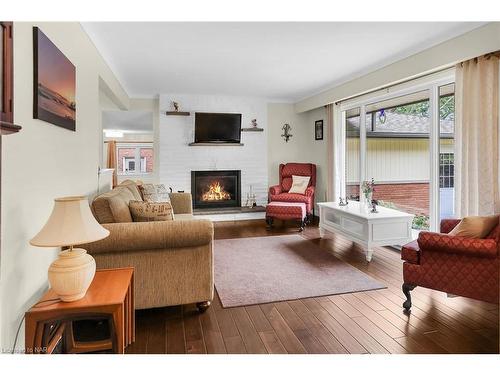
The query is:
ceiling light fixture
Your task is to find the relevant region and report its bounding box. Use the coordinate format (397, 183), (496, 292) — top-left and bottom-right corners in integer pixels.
(104, 130), (124, 138)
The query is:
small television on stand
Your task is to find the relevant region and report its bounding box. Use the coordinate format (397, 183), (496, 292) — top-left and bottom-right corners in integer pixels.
(194, 112), (242, 144)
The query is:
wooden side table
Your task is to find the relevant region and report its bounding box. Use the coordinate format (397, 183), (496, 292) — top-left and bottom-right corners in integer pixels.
(25, 268), (135, 354)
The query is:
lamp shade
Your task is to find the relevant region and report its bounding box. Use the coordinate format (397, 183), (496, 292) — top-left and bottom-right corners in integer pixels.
(30, 196), (109, 247)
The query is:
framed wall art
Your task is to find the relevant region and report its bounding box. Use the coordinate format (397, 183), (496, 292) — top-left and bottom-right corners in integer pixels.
(33, 27), (76, 131)
(315, 119), (323, 140)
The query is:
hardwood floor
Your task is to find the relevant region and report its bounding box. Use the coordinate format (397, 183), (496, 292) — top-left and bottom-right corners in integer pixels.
(126, 219), (499, 354)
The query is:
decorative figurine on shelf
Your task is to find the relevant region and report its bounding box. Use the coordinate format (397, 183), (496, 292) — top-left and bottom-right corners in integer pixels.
(172, 101), (180, 112)
(281, 123), (292, 142)
(371, 201), (379, 213)
(251, 119), (258, 128)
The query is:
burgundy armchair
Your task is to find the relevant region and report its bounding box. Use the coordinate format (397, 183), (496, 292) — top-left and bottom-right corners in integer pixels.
(269, 163), (316, 217)
(401, 218), (499, 312)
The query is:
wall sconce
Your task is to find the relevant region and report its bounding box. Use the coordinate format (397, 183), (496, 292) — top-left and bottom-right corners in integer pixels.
(281, 123), (292, 142)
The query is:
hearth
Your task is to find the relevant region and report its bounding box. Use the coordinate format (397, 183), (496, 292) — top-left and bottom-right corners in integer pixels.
(191, 170), (241, 209)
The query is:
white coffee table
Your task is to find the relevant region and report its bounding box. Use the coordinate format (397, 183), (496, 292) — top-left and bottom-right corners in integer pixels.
(318, 201), (414, 262)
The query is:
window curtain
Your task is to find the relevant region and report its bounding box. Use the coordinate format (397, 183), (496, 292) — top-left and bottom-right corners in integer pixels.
(106, 140), (118, 188)
(325, 103), (334, 200)
(455, 55), (500, 216)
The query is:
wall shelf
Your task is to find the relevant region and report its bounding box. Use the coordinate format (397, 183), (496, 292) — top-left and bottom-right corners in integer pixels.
(0, 121), (22, 135)
(189, 142), (244, 146)
(241, 127), (264, 132)
(165, 111), (190, 116)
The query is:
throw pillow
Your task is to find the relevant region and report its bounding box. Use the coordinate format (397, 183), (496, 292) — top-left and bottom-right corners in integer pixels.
(129, 200), (174, 222)
(288, 175), (310, 194)
(139, 183), (171, 203)
(448, 215), (499, 238)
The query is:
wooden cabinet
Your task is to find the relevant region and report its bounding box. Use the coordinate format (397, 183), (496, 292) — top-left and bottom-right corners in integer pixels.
(25, 268), (135, 354)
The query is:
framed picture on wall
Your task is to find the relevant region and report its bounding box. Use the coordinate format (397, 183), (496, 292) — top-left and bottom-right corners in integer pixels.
(315, 120), (323, 140)
(33, 27), (76, 131)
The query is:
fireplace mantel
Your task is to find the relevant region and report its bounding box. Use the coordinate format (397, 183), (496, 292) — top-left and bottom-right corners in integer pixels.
(188, 142), (244, 146)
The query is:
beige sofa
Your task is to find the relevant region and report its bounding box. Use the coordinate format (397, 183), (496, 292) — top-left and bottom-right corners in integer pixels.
(84, 180), (214, 312)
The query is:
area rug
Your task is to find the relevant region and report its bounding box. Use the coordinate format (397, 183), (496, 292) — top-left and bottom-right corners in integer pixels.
(214, 234), (386, 308)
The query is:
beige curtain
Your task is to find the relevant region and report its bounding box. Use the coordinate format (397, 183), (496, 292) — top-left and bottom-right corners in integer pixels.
(455, 55), (500, 216)
(106, 140), (118, 188)
(325, 103), (334, 201)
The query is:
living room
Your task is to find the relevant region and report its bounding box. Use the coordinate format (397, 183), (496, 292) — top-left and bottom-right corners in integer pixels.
(1, 1), (499, 373)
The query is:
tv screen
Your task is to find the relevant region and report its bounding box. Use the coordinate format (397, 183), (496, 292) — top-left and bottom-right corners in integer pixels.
(195, 112), (242, 143)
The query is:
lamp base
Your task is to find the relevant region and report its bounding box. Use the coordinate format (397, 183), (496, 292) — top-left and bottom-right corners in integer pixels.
(48, 248), (96, 302)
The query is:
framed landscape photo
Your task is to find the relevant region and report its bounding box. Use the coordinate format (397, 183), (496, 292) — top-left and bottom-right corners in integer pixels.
(33, 27), (76, 131)
(315, 119), (323, 140)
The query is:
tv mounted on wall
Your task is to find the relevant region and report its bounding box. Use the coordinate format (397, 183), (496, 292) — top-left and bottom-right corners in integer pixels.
(194, 112), (242, 143)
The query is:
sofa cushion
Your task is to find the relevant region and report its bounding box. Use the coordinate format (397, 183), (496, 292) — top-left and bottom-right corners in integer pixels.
(129, 200), (174, 222)
(140, 183), (171, 203)
(449, 215), (499, 238)
(272, 192), (310, 204)
(119, 180), (143, 201)
(92, 186), (135, 223)
(174, 213), (197, 221)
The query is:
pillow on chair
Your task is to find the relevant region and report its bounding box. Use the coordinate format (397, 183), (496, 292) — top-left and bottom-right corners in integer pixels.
(288, 175), (310, 194)
(448, 215), (499, 238)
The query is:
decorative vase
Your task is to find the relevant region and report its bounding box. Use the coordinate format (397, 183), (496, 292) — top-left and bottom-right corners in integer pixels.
(364, 192), (373, 210)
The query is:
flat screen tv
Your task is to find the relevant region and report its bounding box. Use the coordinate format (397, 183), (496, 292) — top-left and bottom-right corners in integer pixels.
(194, 112), (242, 143)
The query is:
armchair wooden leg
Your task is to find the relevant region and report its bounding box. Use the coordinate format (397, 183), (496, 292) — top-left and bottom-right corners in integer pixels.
(196, 301), (211, 313)
(266, 217), (273, 230)
(402, 283), (416, 313)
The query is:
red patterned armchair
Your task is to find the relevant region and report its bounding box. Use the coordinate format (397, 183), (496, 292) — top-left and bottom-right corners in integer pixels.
(269, 163), (317, 217)
(401, 218), (499, 312)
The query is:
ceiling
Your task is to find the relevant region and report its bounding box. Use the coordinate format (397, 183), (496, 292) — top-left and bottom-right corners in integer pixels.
(102, 110), (153, 133)
(83, 22), (485, 101)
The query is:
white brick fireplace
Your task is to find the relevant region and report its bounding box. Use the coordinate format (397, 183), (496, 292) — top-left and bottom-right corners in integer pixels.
(158, 94), (269, 210)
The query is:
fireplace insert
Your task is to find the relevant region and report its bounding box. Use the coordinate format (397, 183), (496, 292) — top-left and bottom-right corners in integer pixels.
(191, 170), (241, 209)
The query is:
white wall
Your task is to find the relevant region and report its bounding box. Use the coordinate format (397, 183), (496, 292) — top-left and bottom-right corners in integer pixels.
(267, 103), (328, 210)
(0, 22), (129, 350)
(158, 94), (268, 205)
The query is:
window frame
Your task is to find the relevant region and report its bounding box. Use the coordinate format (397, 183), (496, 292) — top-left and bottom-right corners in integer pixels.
(116, 142), (153, 176)
(338, 72), (455, 232)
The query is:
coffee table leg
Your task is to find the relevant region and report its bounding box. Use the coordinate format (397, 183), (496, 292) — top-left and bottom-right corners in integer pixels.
(365, 248), (373, 262)
(319, 226), (325, 238)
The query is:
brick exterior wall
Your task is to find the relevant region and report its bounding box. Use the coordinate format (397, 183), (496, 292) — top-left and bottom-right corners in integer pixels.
(347, 182), (429, 216)
(140, 148), (154, 172)
(117, 147), (153, 173)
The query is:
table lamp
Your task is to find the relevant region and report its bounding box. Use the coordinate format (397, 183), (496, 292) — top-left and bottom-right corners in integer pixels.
(30, 196), (110, 302)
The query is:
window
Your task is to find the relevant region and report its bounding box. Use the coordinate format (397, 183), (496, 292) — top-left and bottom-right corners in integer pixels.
(117, 143), (153, 175)
(439, 153), (454, 188)
(340, 73), (456, 233)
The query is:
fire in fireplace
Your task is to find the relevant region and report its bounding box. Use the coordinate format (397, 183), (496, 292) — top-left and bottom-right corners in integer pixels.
(191, 170), (241, 209)
(202, 181), (231, 201)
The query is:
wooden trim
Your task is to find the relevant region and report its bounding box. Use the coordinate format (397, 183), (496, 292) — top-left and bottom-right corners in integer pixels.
(165, 111), (190, 116)
(0, 120), (22, 135)
(1, 22), (15, 127)
(241, 127), (264, 132)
